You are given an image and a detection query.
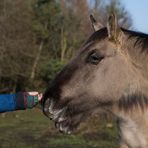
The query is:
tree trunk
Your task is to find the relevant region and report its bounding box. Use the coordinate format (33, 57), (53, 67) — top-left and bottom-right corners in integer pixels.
(61, 28), (67, 62)
(30, 40), (44, 80)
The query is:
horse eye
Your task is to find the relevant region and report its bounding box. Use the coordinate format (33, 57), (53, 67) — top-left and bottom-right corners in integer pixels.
(87, 52), (104, 65)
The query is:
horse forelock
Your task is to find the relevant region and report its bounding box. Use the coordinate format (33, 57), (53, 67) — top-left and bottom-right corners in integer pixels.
(85, 27), (108, 44)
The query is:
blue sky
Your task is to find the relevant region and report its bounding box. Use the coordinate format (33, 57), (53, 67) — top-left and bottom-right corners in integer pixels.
(120, 0), (148, 33)
(88, 0), (148, 33)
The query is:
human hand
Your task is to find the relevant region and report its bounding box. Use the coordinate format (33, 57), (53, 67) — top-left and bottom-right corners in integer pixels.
(28, 92), (43, 102)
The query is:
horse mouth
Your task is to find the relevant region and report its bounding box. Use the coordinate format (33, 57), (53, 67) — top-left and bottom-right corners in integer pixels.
(50, 107), (73, 134)
(43, 98), (73, 134)
(55, 120), (72, 134)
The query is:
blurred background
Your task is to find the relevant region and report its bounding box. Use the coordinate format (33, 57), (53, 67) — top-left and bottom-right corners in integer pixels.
(0, 0), (147, 147)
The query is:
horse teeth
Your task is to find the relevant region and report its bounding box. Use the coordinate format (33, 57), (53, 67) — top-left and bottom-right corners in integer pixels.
(52, 108), (66, 121)
(58, 117), (65, 122)
(67, 130), (72, 134)
(59, 125), (69, 133)
(48, 101), (54, 114)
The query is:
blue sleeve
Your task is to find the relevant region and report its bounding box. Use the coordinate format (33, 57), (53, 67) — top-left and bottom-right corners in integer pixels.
(0, 94), (16, 112)
(0, 92), (38, 113)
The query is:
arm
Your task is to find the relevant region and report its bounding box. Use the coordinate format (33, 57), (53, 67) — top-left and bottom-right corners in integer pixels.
(0, 92), (42, 113)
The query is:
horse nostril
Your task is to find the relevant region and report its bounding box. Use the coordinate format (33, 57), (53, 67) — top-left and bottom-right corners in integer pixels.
(58, 117), (65, 122)
(49, 112), (55, 120)
(49, 116), (53, 120)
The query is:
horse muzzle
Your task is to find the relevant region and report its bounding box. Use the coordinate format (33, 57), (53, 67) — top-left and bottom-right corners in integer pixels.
(43, 98), (72, 134)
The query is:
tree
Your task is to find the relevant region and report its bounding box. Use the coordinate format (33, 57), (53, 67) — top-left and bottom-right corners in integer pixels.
(0, 0), (37, 92)
(106, 0), (132, 28)
(31, 0), (61, 80)
(89, 0), (132, 28)
(0, 0), (133, 91)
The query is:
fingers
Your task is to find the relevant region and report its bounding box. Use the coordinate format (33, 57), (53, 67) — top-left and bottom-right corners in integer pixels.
(38, 93), (43, 101)
(28, 92), (43, 101)
(28, 91), (39, 95)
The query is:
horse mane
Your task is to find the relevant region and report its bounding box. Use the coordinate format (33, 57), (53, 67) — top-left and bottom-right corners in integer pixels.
(121, 28), (148, 53)
(85, 28), (108, 44)
(86, 27), (148, 54)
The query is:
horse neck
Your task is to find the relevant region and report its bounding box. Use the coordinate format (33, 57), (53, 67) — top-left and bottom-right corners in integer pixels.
(120, 35), (148, 97)
(113, 100), (148, 147)
(120, 29), (148, 70)
(117, 110), (148, 148)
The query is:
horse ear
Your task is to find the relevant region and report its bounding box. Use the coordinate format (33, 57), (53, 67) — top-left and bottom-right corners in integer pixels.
(90, 14), (103, 31)
(107, 13), (119, 41)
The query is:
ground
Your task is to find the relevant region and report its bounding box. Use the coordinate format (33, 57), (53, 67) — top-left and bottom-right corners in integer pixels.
(0, 108), (118, 148)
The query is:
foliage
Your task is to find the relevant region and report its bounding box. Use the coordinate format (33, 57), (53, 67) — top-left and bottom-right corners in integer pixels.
(106, 0), (132, 28)
(40, 59), (65, 83)
(0, 0), (132, 92)
(0, 1), (132, 147)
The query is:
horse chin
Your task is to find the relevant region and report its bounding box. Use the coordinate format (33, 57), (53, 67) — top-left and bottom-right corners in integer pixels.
(54, 120), (73, 134)
(43, 97), (83, 134)
(54, 115), (81, 134)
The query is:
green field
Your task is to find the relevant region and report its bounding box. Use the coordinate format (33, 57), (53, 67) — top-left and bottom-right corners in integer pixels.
(0, 108), (118, 148)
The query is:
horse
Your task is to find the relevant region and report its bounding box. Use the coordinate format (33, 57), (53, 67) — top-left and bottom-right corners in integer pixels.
(42, 14), (148, 148)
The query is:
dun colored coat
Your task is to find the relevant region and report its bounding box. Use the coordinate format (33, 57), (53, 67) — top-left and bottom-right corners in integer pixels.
(42, 14), (148, 148)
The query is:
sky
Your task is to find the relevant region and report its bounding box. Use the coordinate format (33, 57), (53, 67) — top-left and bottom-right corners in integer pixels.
(121, 0), (148, 33)
(88, 0), (148, 33)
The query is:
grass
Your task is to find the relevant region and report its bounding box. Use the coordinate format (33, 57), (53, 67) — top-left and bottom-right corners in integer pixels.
(0, 108), (118, 148)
